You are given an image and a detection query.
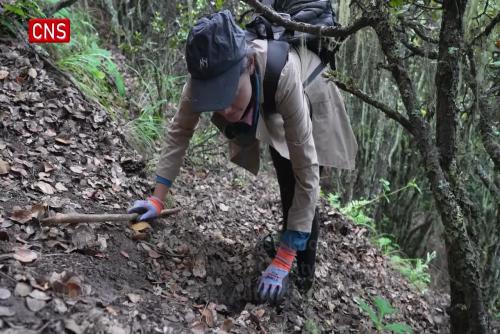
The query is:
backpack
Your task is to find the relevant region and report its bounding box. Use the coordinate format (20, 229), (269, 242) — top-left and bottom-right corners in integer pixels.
(245, 0), (338, 114)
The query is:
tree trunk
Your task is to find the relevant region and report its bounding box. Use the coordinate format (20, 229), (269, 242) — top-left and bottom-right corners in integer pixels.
(370, 3), (490, 332)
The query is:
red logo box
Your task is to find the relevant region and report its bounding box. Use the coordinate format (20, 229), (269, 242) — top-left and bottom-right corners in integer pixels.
(28, 18), (70, 43)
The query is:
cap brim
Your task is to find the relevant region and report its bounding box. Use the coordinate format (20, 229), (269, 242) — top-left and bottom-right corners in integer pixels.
(189, 57), (244, 113)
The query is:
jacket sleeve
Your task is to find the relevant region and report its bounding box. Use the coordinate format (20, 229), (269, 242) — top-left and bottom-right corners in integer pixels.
(274, 55), (320, 233)
(155, 81), (200, 184)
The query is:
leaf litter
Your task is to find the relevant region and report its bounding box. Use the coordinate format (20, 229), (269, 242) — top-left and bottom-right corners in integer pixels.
(0, 40), (451, 333)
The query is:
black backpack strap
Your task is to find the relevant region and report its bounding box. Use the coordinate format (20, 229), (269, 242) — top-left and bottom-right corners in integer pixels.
(302, 62), (326, 90)
(263, 40), (290, 115)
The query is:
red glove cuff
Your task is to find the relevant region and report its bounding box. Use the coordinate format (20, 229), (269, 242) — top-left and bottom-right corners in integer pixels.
(271, 245), (296, 272)
(148, 196), (164, 213)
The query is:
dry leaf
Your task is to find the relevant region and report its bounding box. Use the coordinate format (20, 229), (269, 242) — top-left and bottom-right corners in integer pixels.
(0, 306), (15, 317)
(10, 165), (27, 177)
(0, 287), (11, 300)
(131, 222), (151, 232)
(148, 249), (161, 259)
(28, 68), (37, 78)
(192, 253), (207, 278)
(26, 297), (47, 312)
(36, 181), (55, 195)
(106, 305), (119, 316)
(0, 70), (8, 80)
(13, 248), (38, 263)
(201, 307), (215, 327)
(0, 160), (10, 175)
(55, 137), (73, 145)
(43, 162), (55, 172)
(221, 319), (234, 332)
(14, 282), (31, 297)
(70, 166), (84, 174)
(53, 298), (68, 314)
(120, 251), (129, 259)
(190, 321), (207, 334)
(55, 182), (68, 192)
(29, 289), (51, 301)
(65, 276), (82, 298)
(127, 293), (141, 303)
(9, 209), (32, 224)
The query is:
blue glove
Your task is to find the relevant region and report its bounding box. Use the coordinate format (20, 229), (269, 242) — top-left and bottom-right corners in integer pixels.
(257, 245), (296, 303)
(257, 263), (289, 303)
(127, 196), (164, 221)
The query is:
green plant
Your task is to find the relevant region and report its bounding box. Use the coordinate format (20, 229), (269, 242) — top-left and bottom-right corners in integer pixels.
(355, 296), (413, 333)
(390, 251), (436, 291)
(302, 318), (320, 334)
(327, 179), (435, 290)
(41, 2), (125, 109)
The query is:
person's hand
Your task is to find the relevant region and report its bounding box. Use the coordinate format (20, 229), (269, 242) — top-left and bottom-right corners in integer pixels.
(256, 245), (296, 304)
(127, 196), (164, 221)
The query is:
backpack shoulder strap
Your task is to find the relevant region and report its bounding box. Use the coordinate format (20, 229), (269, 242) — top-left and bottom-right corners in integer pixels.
(263, 40), (290, 115)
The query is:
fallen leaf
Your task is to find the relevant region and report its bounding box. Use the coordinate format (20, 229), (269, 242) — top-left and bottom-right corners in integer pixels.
(70, 166), (84, 174)
(148, 249), (161, 259)
(55, 137), (73, 145)
(0, 306), (15, 317)
(14, 282), (32, 297)
(0, 160), (10, 175)
(65, 276), (82, 298)
(28, 68), (37, 79)
(253, 308), (265, 319)
(127, 293), (141, 303)
(221, 319), (234, 332)
(192, 253), (207, 278)
(43, 162), (55, 172)
(53, 298), (68, 313)
(201, 307), (215, 327)
(0, 70), (8, 80)
(10, 165), (27, 177)
(190, 321), (207, 334)
(36, 181), (55, 195)
(55, 182), (68, 192)
(131, 222), (151, 232)
(106, 305), (119, 316)
(0, 287), (11, 299)
(26, 297), (47, 312)
(120, 251), (129, 259)
(13, 248), (38, 263)
(8, 209), (32, 224)
(29, 289), (51, 301)
(64, 318), (86, 334)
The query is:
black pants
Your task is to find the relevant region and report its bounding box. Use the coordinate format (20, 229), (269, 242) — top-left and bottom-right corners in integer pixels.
(270, 146), (321, 285)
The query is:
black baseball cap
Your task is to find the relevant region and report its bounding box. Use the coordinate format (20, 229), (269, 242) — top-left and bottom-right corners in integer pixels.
(185, 10), (247, 113)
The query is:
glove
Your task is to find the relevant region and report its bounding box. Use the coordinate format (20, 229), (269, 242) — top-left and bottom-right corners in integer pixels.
(127, 196), (164, 221)
(257, 245), (296, 304)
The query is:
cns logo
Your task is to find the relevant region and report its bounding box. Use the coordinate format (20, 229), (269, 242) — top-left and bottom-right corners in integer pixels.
(28, 18), (70, 43)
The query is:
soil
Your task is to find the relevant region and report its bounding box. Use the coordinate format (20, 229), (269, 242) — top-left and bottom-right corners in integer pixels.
(0, 39), (451, 333)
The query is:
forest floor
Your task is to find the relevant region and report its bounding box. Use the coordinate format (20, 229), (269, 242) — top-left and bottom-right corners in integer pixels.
(0, 40), (451, 333)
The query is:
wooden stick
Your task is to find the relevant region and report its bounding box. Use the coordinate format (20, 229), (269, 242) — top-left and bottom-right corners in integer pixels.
(40, 208), (181, 225)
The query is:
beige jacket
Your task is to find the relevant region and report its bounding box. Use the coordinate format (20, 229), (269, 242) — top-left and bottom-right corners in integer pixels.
(156, 39), (357, 233)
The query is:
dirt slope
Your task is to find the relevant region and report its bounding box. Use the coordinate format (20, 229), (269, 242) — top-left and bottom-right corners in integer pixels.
(0, 40), (449, 333)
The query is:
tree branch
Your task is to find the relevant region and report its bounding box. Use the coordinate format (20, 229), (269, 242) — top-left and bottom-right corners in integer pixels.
(397, 16), (439, 44)
(241, 0), (379, 39)
(469, 12), (500, 46)
(400, 38), (438, 59)
(327, 73), (414, 133)
(45, 0), (79, 17)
